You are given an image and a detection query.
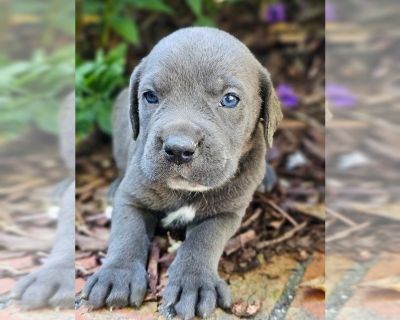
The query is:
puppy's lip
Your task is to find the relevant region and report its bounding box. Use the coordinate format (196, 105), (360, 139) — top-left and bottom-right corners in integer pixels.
(167, 177), (211, 192)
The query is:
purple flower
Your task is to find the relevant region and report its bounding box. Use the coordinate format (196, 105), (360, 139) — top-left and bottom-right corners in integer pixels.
(325, 2), (337, 22)
(277, 83), (299, 109)
(264, 3), (286, 23)
(326, 84), (358, 108)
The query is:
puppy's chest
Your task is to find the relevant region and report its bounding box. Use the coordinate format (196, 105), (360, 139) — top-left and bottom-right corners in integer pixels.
(161, 205), (197, 227)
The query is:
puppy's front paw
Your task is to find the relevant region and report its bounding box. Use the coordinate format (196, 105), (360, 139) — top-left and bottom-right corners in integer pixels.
(162, 265), (231, 320)
(81, 263), (148, 309)
(12, 265), (74, 309)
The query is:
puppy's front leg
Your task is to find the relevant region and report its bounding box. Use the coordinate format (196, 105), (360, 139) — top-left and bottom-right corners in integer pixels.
(163, 212), (242, 319)
(82, 192), (156, 309)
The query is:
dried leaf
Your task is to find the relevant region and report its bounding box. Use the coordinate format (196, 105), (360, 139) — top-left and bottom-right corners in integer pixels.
(359, 276), (400, 292)
(232, 299), (262, 317)
(347, 202), (400, 221)
(289, 202), (325, 220)
(300, 276), (325, 292)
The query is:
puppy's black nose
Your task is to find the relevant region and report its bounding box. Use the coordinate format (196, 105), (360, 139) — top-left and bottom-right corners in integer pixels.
(163, 135), (196, 165)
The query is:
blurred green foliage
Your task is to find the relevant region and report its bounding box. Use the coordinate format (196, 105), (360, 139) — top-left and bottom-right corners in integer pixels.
(0, 0), (74, 142)
(76, 45), (127, 140)
(0, 46), (74, 140)
(186, 0), (215, 26)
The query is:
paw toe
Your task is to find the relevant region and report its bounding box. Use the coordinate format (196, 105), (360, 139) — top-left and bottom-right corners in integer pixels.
(197, 289), (216, 318)
(87, 281), (112, 309)
(21, 284), (54, 309)
(105, 286), (130, 308)
(174, 290), (197, 320)
(216, 280), (231, 309)
(49, 289), (74, 309)
(162, 284), (181, 307)
(11, 275), (36, 299)
(129, 285), (147, 307)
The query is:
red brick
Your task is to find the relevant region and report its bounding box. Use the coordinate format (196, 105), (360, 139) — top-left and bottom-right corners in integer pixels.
(339, 252), (400, 319)
(288, 253), (325, 320)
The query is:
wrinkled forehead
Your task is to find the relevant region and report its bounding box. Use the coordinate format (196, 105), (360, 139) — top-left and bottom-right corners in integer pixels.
(141, 35), (259, 96)
(141, 65), (252, 97)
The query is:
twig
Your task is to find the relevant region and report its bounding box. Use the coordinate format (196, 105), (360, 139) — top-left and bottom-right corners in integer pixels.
(240, 208), (262, 230)
(256, 222), (307, 249)
(0, 178), (47, 195)
(147, 241), (160, 296)
(280, 120), (307, 130)
(326, 207), (356, 227)
(325, 219), (335, 230)
(75, 178), (105, 194)
(294, 112), (324, 132)
(263, 198), (298, 226)
(224, 230), (256, 256)
(302, 138), (324, 161)
(326, 221), (371, 242)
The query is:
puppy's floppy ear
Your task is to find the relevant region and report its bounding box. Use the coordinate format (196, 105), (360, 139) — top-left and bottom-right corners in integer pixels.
(128, 58), (146, 140)
(259, 68), (283, 147)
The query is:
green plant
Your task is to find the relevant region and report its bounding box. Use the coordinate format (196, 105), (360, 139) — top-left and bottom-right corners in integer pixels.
(76, 44), (127, 140)
(0, 0), (74, 142)
(185, 0), (215, 27)
(82, 0), (174, 47)
(0, 46), (74, 141)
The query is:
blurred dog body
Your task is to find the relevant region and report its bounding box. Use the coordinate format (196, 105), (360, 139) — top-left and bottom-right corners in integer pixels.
(12, 93), (75, 309)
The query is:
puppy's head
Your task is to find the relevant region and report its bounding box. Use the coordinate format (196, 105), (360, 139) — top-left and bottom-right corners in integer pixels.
(129, 27), (282, 191)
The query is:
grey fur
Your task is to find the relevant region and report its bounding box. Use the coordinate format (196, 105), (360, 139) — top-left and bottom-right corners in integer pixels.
(82, 27), (282, 319)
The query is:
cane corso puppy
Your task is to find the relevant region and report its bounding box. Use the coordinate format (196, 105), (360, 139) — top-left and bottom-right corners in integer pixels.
(82, 27), (282, 319)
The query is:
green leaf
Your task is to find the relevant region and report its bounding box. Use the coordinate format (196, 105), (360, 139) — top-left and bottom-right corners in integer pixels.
(0, 46), (74, 141)
(129, 0), (173, 14)
(75, 44), (127, 138)
(96, 103), (112, 134)
(110, 17), (139, 44)
(186, 0), (202, 17)
(83, 0), (104, 14)
(195, 16), (215, 27)
(34, 104), (58, 134)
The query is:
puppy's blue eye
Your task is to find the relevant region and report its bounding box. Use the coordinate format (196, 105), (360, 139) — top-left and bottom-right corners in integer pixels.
(143, 91), (159, 104)
(219, 93), (240, 108)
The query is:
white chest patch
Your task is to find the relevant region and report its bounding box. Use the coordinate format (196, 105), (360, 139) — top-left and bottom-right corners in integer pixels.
(162, 205), (196, 227)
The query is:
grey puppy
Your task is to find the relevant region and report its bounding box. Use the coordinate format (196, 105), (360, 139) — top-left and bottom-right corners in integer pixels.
(82, 27), (282, 319)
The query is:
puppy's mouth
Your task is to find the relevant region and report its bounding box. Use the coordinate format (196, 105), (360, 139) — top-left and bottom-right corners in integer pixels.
(167, 177), (211, 192)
